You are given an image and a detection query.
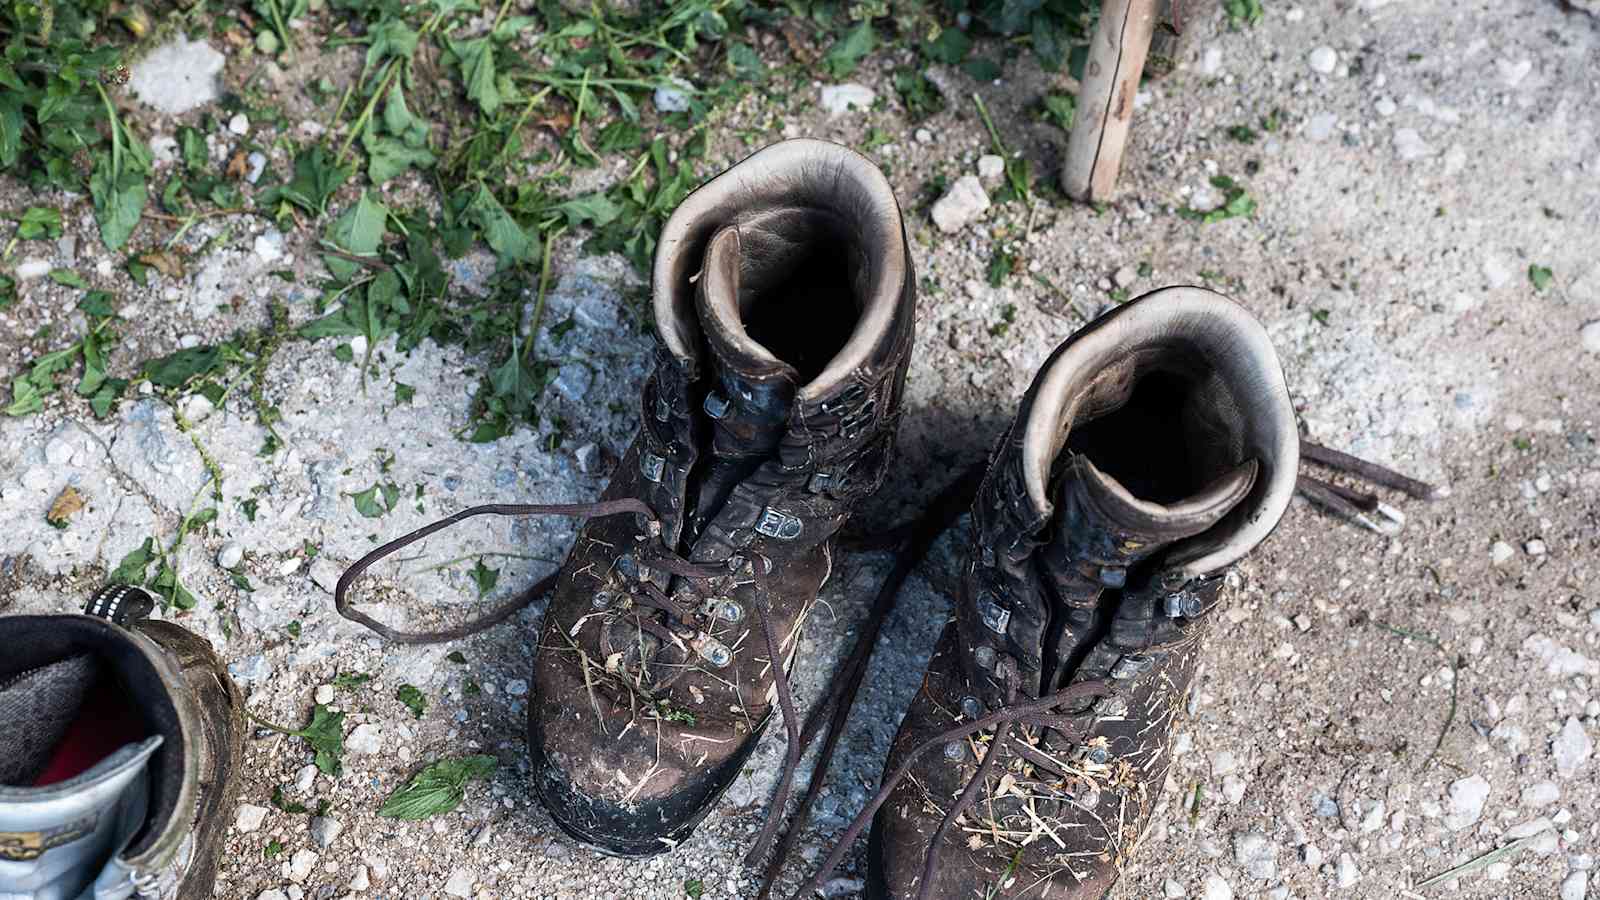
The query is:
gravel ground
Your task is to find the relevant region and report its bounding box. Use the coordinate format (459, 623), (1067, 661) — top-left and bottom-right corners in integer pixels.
(3, 1), (1599, 899)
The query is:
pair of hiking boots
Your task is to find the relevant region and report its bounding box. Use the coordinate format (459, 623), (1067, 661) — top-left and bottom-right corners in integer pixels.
(1, 140), (1431, 899)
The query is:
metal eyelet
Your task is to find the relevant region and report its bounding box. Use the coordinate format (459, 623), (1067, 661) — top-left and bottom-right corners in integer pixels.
(973, 645), (996, 670)
(1094, 696), (1129, 718)
(1164, 591), (1204, 618)
(807, 471), (834, 494)
(978, 594), (1011, 635)
(943, 741), (966, 761)
(696, 639), (733, 668)
(960, 696), (983, 719)
(754, 507), (803, 540)
(703, 392), (731, 419)
(1098, 566), (1127, 588)
(592, 591), (614, 610)
(654, 392), (671, 422)
(700, 598), (744, 623)
(1109, 654), (1154, 680)
(1085, 746), (1111, 765)
(640, 452), (665, 483)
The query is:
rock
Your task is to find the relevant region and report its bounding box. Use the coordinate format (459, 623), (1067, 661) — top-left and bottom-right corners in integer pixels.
(1444, 775), (1491, 830)
(1490, 541), (1515, 564)
(309, 558), (341, 594)
(1562, 871), (1589, 900)
(128, 38), (226, 114)
(506, 678), (529, 696)
(246, 151), (267, 184)
(1200, 46), (1223, 76)
(1482, 256), (1513, 288)
(288, 849), (317, 882)
(229, 113), (250, 136)
(930, 176), (991, 234)
(314, 684), (335, 705)
(1222, 774), (1246, 804)
(1506, 818), (1553, 840)
(1233, 829), (1277, 880)
(350, 866), (371, 891)
(914, 128), (933, 143)
(14, 259), (52, 280)
(819, 84), (875, 116)
(1114, 265), (1137, 289)
(218, 542), (244, 570)
(1312, 793), (1339, 817)
(1200, 874), (1233, 900)
(1305, 112), (1339, 142)
(257, 892), (289, 900)
(1554, 717), (1594, 778)
(1308, 46), (1338, 74)
(228, 655), (271, 685)
(574, 442), (601, 474)
(1523, 781), (1560, 807)
(1581, 322), (1600, 354)
(1375, 96), (1398, 117)
(295, 764), (317, 793)
(1497, 58), (1533, 86)
(309, 816), (343, 848)
(1301, 844), (1324, 867)
(235, 804), (270, 833)
(1360, 799), (1386, 832)
(1336, 852), (1360, 888)
(1393, 128), (1431, 160)
(346, 724), (383, 755)
(977, 154), (1005, 182)
(1210, 750), (1239, 776)
(1526, 538), (1548, 556)
(653, 78), (692, 113)
(1163, 879), (1186, 898)
(444, 868), (475, 897)
(254, 230), (284, 264)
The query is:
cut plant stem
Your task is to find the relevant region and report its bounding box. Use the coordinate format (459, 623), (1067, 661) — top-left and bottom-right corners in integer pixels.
(521, 225), (565, 365)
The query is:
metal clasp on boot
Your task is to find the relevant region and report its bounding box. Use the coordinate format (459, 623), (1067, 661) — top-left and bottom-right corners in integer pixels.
(1164, 590), (1205, 618)
(703, 392), (731, 419)
(754, 507), (802, 540)
(977, 593), (1011, 635)
(640, 452), (666, 483)
(1109, 654), (1154, 680)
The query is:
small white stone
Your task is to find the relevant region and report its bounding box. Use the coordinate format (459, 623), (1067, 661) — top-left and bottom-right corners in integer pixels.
(929, 176), (991, 234)
(914, 128), (932, 144)
(235, 804), (270, 833)
(254, 231), (284, 263)
(1554, 717), (1594, 778)
(652, 78), (692, 113)
(15, 259), (52, 280)
(1506, 818), (1553, 840)
(1360, 799), (1386, 832)
(309, 558), (341, 594)
(1210, 750), (1239, 776)
(1497, 58), (1533, 86)
(217, 542), (244, 570)
(346, 724), (383, 756)
(1483, 256), (1514, 288)
(1163, 879), (1187, 898)
(1526, 539), (1548, 556)
(1336, 852), (1361, 888)
(257, 892), (289, 900)
(1393, 127), (1431, 160)
(1490, 541), (1515, 565)
(1305, 112), (1339, 142)
(1445, 775), (1491, 830)
(1222, 774), (1246, 804)
(443, 868), (475, 898)
(314, 684), (335, 706)
(1374, 96), (1397, 117)
(1581, 321), (1600, 355)
(818, 84), (875, 116)
(1561, 871), (1588, 900)
(349, 866), (371, 891)
(228, 113), (250, 136)
(1201, 874), (1233, 900)
(1200, 47), (1223, 76)
(505, 678), (529, 697)
(295, 764), (318, 793)
(309, 816), (343, 848)
(1301, 844), (1323, 867)
(976, 154), (1005, 182)
(1308, 46), (1338, 74)
(1114, 265), (1137, 288)
(288, 849), (318, 882)
(246, 151), (267, 185)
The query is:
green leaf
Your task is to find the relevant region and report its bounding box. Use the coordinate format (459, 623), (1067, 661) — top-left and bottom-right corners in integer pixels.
(48, 269), (88, 289)
(296, 705), (347, 775)
(962, 58), (1002, 81)
(382, 82), (430, 147)
(684, 880), (704, 899)
(1041, 93), (1076, 131)
(350, 484), (384, 518)
(394, 382), (416, 405)
(268, 146), (352, 216)
(0, 98), (21, 169)
(142, 346), (225, 388)
(89, 156), (147, 251)
(554, 192), (622, 228)
(922, 29), (972, 65)
(364, 135), (436, 184)
(471, 558), (499, 598)
(366, 19), (419, 73)
(325, 191), (389, 279)
(6, 377), (44, 417)
(110, 538), (156, 584)
(332, 671), (372, 690)
(79, 291), (116, 318)
(377, 755), (497, 820)
(149, 562), (198, 610)
(1528, 264), (1553, 292)
(177, 126), (208, 172)
(15, 206), (63, 240)
(396, 684), (427, 719)
(466, 185), (533, 264)
(824, 21), (875, 78)
(450, 37), (501, 116)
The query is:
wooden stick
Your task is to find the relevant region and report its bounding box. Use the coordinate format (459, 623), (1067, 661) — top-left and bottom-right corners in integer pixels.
(1062, 0), (1162, 203)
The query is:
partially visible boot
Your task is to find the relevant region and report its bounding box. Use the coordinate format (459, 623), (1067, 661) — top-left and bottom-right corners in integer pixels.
(526, 139), (917, 856)
(0, 586), (245, 900)
(866, 286), (1300, 899)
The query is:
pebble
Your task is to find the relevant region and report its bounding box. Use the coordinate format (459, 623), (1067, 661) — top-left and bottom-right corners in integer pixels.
(444, 868), (475, 897)
(1163, 879), (1187, 898)
(1114, 265), (1137, 289)
(1222, 774), (1246, 804)
(295, 764), (318, 793)
(1498, 58), (1533, 86)
(127, 37), (225, 115)
(257, 892), (289, 900)
(314, 684), (335, 705)
(819, 84), (875, 116)
(288, 849), (318, 882)
(976, 154), (1005, 182)
(1490, 541), (1515, 565)
(1308, 46), (1338, 74)
(930, 176), (991, 234)
(309, 558), (341, 594)
(1581, 321), (1600, 354)
(653, 78), (692, 113)
(245, 151), (267, 184)
(228, 655), (272, 685)
(309, 816), (343, 848)
(1393, 127), (1431, 160)
(1506, 817), (1553, 840)
(1562, 871), (1589, 900)
(1201, 46), (1223, 76)
(218, 542), (244, 570)
(15, 259), (52, 280)
(1305, 113), (1339, 142)
(229, 113), (250, 136)
(1526, 538), (1548, 556)
(1336, 852), (1361, 888)
(506, 679), (529, 696)
(1375, 96), (1398, 117)
(1210, 750), (1239, 776)
(1201, 874), (1233, 900)
(1482, 256), (1513, 288)
(1233, 829), (1277, 880)
(254, 231), (284, 263)
(1301, 844), (1324, 867)
(346, 724), (384, 756)
(1554, 717), (1594, 778)
(350, 866), (371, 891)
(235, 804), (269, 833)
(1444, 774), (1491, 830)
(1360, 799), (1386, 832)
(574, 442), (601, 474)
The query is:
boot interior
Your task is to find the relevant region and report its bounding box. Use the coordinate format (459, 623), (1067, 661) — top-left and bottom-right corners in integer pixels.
(1061, 347), (1247, 506)
(728, 207), (865, 383)
(0, 617), (182, 855)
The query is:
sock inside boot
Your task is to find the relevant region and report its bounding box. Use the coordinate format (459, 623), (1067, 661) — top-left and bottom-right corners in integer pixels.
(0, 653), (153, 788)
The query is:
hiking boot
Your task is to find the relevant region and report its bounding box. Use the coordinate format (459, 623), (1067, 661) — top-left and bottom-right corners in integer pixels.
(865, 286), (1300, 899)
(0, 586), (245, 900)
(526, 139), (915, 856)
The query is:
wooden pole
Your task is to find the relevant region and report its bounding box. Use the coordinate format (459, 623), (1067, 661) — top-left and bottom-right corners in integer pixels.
(1062, 0), (1162, 203)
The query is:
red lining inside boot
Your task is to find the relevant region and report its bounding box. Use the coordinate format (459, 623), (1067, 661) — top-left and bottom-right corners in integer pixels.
(32, 676), (150, 787)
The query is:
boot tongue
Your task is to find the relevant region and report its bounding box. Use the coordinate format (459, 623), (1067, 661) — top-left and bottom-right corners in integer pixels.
(684, 226), (800, 541)
(1072, 457), (1259, 546)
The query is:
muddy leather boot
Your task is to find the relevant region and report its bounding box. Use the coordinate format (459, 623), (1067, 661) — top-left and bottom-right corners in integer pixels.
(868, 287), (1298, 899)
(0, 586), (245, 899)
(528, 139), (915, 856)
